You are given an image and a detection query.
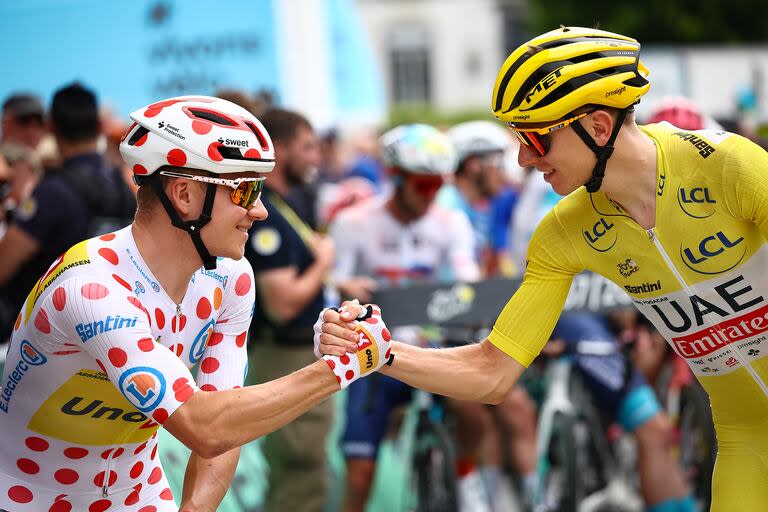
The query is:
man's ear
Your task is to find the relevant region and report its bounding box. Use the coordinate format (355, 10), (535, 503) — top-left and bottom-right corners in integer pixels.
(166, 178), (197, 217)
(587, 109), (615, 147)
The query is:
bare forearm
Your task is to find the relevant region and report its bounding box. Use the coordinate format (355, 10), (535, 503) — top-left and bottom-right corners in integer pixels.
(179, 449), (240, 512)
(287, 261), (328, 312)
(263, 262), (329, 321)
(171, 360), (338, 457)
(379, 340), (524, 404)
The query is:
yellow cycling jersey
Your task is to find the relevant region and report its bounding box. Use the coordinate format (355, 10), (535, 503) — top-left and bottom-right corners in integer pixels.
(489, 122), (768, 429)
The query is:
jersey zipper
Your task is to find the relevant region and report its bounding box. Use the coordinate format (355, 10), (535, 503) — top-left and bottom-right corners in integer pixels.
(102, 450), (114, 497)
(647, 228), (768, 397)
(102, 472), (109, 496)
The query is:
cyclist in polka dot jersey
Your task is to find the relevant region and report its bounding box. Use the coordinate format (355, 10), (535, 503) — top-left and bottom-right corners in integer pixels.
(0, 96), (393, 512)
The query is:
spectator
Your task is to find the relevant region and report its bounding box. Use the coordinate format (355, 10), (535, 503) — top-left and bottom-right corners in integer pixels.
(346, 128), (386, 191)
(214, 88), (267, 117)
(0, 82), (136, 341)
(0, 142), (43, 228)
(646, 96), (723, 131)
(1, 93), (47, 150)
(243, 108), (333, 512)
(100, 107), (137, 195)
(0, 153), (10, 236)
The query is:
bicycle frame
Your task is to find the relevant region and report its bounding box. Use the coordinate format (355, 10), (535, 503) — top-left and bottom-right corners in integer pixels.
(533, 351), (643, 512)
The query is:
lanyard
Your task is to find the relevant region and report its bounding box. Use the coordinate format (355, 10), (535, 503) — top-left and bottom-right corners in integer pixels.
(268, 193), (314, 251)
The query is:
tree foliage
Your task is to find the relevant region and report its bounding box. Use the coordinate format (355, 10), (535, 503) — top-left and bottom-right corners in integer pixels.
(528, 0), (768, 43)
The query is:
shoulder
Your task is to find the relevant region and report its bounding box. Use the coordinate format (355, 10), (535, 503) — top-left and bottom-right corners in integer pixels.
(21, 234), (141, 329)
(195, 257), (254, 295)
(15, 176), (84, 225)
(331, 197), (383, 229)
(37, 173), (85, 204)
(527, 190), (589, 258)
(546, 187), (591, 229)
(428, 202), (471, 227)
(642, 123), (750, 177)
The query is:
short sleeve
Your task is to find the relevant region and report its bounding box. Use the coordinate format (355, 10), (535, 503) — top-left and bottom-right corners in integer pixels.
(720, 135), (768, 238)
(196, 261), (254, 391)
(488, 210), (583, 366)
(49, 276), (200, 424)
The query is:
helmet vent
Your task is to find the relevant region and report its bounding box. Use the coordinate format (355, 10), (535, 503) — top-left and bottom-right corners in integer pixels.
(624, 75), (649, 87)
(188, 108), (237, 126)
(215, 145), (270, 162)
(245, 121), (271, 151)
(127, 126), (149, 146)
(216, 145), (246, 160)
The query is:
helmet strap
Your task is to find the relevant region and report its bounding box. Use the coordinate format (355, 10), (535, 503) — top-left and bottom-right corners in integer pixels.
(572, 108), (628, 193)
(148, 176), (219, 270)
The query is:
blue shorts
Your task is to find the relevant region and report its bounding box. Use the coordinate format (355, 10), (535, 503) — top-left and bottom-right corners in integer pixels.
(341, 373), (412, 459)
(553, 313), (661, 432)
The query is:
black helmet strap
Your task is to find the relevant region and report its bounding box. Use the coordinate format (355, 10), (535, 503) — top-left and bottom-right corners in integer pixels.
(148, 176), (219, 270)
(572, 108), (628, 193)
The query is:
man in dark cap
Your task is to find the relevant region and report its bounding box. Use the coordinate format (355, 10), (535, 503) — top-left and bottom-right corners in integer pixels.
(1, 93), (47, 150)
(0, 83), (136, 340)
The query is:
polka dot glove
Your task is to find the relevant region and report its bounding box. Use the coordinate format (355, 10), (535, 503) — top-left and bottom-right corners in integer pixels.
(315, 304), (393, 389)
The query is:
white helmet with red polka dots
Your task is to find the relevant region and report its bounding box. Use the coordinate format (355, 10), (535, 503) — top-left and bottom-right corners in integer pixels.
(120, 95), (275, 178)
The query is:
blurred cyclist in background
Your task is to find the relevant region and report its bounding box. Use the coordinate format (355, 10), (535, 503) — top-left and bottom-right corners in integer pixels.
(439, 121), (513, 276)
(646, 96), (723, 131)
(330, 124), (485, 512)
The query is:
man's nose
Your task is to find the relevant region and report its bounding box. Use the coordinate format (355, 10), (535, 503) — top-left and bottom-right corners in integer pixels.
(248, 200), (269, 221)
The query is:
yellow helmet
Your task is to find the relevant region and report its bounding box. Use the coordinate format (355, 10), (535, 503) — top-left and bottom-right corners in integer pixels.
(492, 26), (650, 124)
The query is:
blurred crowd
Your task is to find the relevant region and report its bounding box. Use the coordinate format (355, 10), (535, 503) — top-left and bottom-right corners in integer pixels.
(0, 83), (765, 512)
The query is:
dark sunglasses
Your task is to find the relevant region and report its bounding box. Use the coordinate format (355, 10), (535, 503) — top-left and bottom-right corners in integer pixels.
(407, 175), (444, 196)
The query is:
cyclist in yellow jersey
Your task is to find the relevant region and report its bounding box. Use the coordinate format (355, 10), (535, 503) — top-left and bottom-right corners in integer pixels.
(315, 26), (768, 511)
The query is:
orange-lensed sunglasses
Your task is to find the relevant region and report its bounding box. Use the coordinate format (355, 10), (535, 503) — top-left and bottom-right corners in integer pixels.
(508, 111), (591, 157)
(159, 170), (265, 209)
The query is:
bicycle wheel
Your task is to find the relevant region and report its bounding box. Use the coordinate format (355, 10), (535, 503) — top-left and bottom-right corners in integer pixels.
(412, 411), (459, 512)
(540, 408), (614, 512)
(677, 381), (716, 510)
(538, 411), (582, 512)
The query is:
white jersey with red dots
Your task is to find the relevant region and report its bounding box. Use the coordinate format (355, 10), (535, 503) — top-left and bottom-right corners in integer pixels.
(0, 225), (254, 511)
(330, 197), (480, 287)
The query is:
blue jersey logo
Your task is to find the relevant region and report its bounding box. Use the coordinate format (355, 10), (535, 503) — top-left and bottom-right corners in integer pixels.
(19, 340), (47, 366)
(119, 367), (166, 412)
(190, 319), (215, 364)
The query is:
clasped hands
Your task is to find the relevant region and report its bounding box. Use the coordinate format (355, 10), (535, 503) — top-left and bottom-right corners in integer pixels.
(313, 300), (393, 388)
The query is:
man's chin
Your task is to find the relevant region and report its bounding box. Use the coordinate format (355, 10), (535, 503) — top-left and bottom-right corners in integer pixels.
(213, 246), (246, 261)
